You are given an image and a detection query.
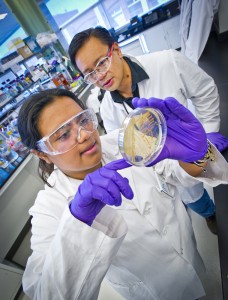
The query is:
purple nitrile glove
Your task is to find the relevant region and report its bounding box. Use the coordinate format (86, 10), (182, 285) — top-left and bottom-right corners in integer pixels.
(132, 97), (208, 166)
(70, 159), (134, 226)
(206, 132), (228, 153)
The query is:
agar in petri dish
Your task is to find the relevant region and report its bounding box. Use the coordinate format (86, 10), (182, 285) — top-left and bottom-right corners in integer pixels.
(118, 107), (167, 166)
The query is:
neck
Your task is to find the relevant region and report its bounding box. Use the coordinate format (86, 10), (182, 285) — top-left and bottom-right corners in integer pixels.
(67, 161), (102, 180)
(117, 59), (133, 98)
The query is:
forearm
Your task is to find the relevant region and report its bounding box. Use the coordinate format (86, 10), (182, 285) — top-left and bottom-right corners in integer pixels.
(179, 161), (208, 177)
(176, 144), (228, 187)
(179, 139), (216, 177)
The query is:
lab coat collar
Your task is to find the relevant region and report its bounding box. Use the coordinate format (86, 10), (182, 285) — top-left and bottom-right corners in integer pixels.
(110, 55), (149, 106)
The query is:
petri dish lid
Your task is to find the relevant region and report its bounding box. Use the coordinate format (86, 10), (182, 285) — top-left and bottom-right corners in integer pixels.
(118, 107), (167, 166)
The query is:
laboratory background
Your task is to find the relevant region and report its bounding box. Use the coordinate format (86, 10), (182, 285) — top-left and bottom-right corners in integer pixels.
(0, 0), (228, 299)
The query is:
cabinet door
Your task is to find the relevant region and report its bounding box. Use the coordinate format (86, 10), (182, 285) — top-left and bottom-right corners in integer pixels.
(143, 23), (169, 53)
(0, 263), (23, 300)
(0, 155), (43, 260)
(120, 36), (145, 56)
(162, 15), (181, 50)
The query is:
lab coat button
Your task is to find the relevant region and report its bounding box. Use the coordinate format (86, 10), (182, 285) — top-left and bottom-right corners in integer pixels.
(163, 228), (167, 235)
(181, 248), (184, 255)
(144, 208), (151, 215)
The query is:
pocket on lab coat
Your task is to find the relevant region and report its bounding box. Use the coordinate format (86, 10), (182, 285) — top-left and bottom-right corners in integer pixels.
(106, 277), (156, 300)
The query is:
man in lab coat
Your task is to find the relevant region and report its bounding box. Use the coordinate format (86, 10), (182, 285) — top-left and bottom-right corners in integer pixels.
(68, 26), (220, 134)
(180, 0), (220, 64)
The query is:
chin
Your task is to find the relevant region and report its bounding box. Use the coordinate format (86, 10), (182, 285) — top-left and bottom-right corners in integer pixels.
(89, 152), (102, 168)
(108, 86), (117, 92)
(85, 160), (102, 175)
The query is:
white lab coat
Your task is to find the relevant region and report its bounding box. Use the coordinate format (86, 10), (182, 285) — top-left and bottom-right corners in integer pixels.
(23, 130), (228, 300)
(100, 50), (220, 133)
(86, 86), (101, 114)
(180, 0), (220, 63)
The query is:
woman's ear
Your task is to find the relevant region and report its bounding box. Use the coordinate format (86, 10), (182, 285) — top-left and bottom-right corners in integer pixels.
(30, 149), (52, 164)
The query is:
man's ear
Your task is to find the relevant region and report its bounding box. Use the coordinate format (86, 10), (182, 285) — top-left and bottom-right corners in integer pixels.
(30, 149), (52, 164)
(114, 42), (123, 58)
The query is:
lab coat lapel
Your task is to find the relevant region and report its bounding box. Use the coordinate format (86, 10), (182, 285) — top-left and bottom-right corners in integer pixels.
(129, 166), (183, 254)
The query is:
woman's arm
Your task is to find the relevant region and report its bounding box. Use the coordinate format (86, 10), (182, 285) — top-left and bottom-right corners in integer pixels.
(23, 187), (128, 300)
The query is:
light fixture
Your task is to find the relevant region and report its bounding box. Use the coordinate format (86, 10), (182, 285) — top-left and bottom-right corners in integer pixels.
(0, 13), (7, 20)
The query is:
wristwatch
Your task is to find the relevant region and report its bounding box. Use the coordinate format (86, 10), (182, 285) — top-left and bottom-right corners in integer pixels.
(192, 140), (216, 172)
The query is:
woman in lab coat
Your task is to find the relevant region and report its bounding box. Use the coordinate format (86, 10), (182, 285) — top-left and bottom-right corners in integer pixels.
(18, 88), (228, 300)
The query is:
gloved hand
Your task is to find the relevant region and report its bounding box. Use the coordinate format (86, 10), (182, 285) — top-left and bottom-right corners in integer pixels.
(206, 132), (228, 153)
(70, 159), (134, 225)
(132, 97), (208, 166)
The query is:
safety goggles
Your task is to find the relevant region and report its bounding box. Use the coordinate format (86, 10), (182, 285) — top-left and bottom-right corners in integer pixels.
(83, 44), (114, 84)
(36, 109), (98, 155)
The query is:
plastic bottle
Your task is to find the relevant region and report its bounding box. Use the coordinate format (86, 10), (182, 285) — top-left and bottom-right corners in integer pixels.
(75, 73), (84, 85)
(10, 80), (19, 96)
(0, 135), (19, 163)
(6, 126), (27, 153)
(0, 166), (9, 186)
(0, 156), (17, 186)
(0, 156), (16, 171)
(53, 63), (70, 88)
(49, 66), (65, 88)
(0, 87), (11, 104)
(1, 83), (12, 102)
(59, 60), (73, 83)
(16, 78), (24, 92)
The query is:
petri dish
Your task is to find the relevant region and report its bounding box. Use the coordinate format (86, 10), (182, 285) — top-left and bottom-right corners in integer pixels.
(118, 107), (167, 166)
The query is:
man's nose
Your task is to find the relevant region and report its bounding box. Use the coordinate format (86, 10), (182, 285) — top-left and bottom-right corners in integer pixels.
(96, 71), (107, 81)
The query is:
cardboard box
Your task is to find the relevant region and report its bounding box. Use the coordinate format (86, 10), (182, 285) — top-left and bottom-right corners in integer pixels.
(7, 37), (25, 51)
(17, 46), (33, 59)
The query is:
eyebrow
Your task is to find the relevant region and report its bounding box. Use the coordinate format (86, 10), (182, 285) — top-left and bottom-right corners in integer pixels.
(83, 52), (108, 74)
(50, 113), (82, 135)
(51, 120), (71, 137)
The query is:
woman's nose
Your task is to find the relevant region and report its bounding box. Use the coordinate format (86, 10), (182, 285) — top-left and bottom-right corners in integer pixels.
(77, 126), (90, 143)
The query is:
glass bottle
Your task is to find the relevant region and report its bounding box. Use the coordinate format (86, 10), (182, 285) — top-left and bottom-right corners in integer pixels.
(50, 67), (64, 88)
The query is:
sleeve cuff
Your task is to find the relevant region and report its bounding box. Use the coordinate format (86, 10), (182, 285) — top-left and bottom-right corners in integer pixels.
(175, 144), (228, 187)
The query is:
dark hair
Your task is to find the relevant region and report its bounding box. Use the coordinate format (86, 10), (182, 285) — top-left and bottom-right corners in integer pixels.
(18, 88), (85, 185)
(68, 26), (115, 72)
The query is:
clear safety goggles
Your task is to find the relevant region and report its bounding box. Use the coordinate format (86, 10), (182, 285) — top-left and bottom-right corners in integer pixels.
(36, 109), (98, 155)
(83, 44), (113, 84)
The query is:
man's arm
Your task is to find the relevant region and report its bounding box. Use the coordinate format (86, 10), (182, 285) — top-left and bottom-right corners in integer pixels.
(171, 49), (220, 132)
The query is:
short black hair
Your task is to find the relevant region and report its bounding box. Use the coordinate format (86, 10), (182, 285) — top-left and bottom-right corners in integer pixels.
(68, 26), (115, 72)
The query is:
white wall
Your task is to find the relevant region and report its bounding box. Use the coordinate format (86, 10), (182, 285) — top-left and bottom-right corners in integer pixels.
(218, 0), (228, 33)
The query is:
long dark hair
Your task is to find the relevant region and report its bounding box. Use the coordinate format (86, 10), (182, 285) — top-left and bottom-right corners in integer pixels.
(18, 88), (85, 185)
(68, 26), (115, 71)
